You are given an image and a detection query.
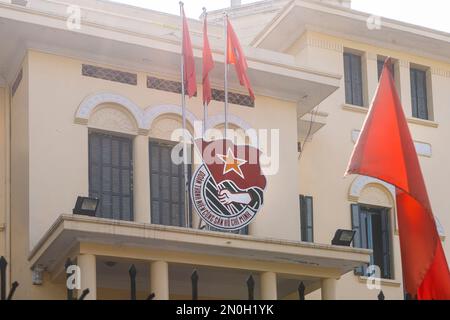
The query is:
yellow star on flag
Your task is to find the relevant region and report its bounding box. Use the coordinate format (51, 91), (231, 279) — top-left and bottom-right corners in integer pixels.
(217, 148), (247, 179)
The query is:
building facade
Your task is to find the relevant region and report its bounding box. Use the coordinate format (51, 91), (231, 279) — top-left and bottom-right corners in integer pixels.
(0, 0), (448, 300)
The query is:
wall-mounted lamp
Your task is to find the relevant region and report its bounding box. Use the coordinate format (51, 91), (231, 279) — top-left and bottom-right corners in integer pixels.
(73, 196), (99, 217)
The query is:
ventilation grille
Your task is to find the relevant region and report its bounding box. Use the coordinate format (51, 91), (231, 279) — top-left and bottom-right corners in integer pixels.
(147, 76), (253, 107)
(82, 64), (137, 85)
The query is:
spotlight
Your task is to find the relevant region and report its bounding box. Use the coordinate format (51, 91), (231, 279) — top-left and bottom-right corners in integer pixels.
(331, 229), (356, 247)
(73, 196), (99, 217)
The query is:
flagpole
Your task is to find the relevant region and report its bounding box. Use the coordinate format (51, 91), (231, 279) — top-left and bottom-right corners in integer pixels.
(223, 12), (229, 139)
(203, 7), (208, 138)
(180, 1), (190, 228)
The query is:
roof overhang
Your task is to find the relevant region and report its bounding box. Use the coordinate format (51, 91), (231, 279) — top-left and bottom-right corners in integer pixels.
(253, 0), (450, 63)
(0, 0), (340, 108)
(29, 214), (371, 280)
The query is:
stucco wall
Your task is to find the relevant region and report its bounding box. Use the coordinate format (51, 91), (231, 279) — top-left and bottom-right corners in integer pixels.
(0, 86), (6, 258)
(25, 50), (300, 249)
(296, 31), (450, 300)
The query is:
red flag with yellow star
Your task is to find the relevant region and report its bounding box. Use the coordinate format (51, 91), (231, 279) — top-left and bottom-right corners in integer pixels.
(196, 139), (266, 191)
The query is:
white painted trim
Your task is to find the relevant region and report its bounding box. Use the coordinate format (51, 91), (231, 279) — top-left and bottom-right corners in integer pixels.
(349, 175), (396, 203)
(143, 104), (198, 131)
(75, 92), (145, 132)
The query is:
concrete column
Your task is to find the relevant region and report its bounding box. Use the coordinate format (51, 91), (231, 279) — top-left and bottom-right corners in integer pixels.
(260, 272), (277, 300)
(150, 261), (169, 300)
(399, 60), (412, 117)
(78, 254), (97, 300)
(133, 135), (151, 224)
(321, 278), (337, 300)
(364, 52), (379, 107)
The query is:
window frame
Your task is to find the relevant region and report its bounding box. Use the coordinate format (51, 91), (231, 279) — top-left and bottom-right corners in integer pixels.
(88, 130), (134, 221)
(149, 138), (192, 228)
(300, 195), (314, 243)
(344, 52), (364, 107)
(351, 204), (393, 280)
(410, 66), (431, 120)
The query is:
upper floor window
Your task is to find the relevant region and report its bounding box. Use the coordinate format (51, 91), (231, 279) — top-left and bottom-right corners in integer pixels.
(300, 195), (314, 243)
(344, 52), (364, 107)
(377, 58), (395, 80)
(410, 67), (430, 120)
(89, 132), (134, 221)
(351, 204), (393, 279)
(149, 140), (191, 227)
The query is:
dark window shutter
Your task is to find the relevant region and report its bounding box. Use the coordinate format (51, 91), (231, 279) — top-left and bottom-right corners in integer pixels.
(411, 68), (428, 120)
(351, 54), (363, 106)
(380, 209), (392, 279)
(344, 53), (353, 105)
(351, 204), (367, 276)
(378, 59), (395, 80)
(149, 140), (191, 228)
(89, 132), (133, 221)
(344, 53), (364, 106)
(300, 195), (314, 243)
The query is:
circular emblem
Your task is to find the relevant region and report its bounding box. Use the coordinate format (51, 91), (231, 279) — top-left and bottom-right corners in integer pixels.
(190, 139), (267, 231)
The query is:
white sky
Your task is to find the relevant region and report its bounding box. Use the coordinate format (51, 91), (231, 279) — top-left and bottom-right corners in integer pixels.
(111, 0), (450, 33)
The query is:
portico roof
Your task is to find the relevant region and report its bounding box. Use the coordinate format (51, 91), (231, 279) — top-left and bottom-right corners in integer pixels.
(29, 214), (371, 280)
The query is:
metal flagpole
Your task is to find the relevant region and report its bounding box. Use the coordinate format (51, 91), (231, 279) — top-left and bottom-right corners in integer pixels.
(223, 12), (229, 139)
(180, 2), (190, 228)
(203, 7), (208, 138)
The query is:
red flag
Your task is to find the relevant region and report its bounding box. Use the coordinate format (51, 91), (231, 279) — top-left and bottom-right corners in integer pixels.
(182, 8), (197, 98)
(346, 59), (450, 300)
(226, 18), (255, 101)
(202, 14), (214, 106)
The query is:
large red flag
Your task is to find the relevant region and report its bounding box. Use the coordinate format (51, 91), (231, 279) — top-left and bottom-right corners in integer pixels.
(226, 18), (255, 101)
(202, 13), (214, 106)
(181, 7), (197, 98)
(346, 59), (450, 300)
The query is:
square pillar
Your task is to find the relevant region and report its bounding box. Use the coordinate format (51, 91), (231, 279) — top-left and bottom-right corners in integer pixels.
(321, 278), (337, 300)
(133, 135), (151, 224)
(77, 254), (97, 300)
(150, 261), (169, 300)
(260, 272), (277, 300)
(363, 52), (379, 107)
(399, 60), (412, 117)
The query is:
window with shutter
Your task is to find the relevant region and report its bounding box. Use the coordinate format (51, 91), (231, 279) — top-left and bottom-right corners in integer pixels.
(300, 195), (314, 243)
(351, 204), (393, 279)
(149, 140), (192, 228)
(410, 68), (429, 120)
(344, 52), (364, 107)
(89, 132), (133, 221)
(377, 59), (395, 80)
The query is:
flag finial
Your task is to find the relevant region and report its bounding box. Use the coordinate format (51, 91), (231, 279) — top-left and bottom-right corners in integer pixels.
(179, 1), (184, 7)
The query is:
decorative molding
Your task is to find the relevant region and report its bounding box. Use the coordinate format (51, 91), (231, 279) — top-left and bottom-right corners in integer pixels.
(430, 67), (450, 78)
(143, 104), (198, 132)
(76, 93), (146, 134)
(76, 93), (253, 137)
(349, 175), (395, 203)
(89, 106), (138, 135)
(211, 88), (254, 108)
(82, 64), (137, 86)
(12, 68), (23, 97)
(342, 103), (368, 113)
(307, 37), (343, 53)
(351, 129), (432, 157)
(398, 60), (410, 68)
(0, 223), (5, 232)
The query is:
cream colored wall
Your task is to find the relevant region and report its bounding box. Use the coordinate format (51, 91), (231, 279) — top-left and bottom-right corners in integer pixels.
(296, 31), (450, 299)
(25, 49), (300, 247)
(0, 86), (6, 258)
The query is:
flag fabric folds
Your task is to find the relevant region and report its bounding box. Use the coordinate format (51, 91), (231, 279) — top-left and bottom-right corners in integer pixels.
(346, 59), (450, 300)
(181, 7), (197, 98)
(202, 13), (214, 106)
(226, 17), (255, 101)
